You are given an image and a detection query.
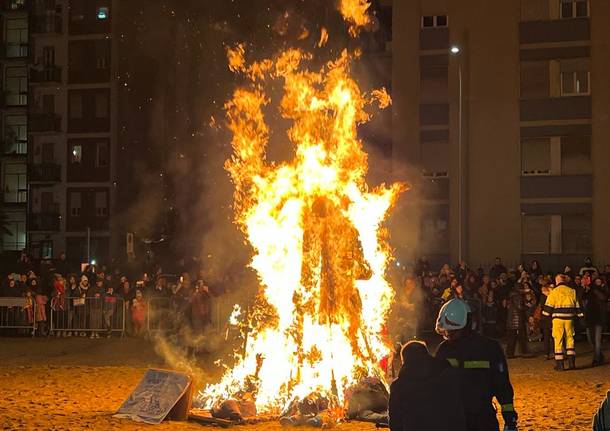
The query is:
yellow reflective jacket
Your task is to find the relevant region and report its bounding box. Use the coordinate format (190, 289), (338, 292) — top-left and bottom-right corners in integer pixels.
(542, 283), (584, 320)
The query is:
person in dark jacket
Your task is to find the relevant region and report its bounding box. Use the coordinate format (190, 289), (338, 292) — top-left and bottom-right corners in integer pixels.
(505, 288), (531, 358)
(585, 277), (609, 366)
(389, 340), (467, 431)
(435, 299), (518, 431)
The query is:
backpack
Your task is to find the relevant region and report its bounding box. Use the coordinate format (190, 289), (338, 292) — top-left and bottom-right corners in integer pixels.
(593, 391), (610, 431)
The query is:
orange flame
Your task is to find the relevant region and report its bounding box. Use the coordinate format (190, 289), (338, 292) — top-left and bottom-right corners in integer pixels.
(198, 30), (404, 415)
(338, 0), (372, 37)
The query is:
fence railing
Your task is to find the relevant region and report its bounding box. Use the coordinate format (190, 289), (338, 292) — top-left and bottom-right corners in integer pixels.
(49, 296), (125, 335)
(0, 297), (37, 334)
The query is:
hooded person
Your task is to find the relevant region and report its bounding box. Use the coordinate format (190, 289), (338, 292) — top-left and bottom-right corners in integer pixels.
(389, 340), (467, 431)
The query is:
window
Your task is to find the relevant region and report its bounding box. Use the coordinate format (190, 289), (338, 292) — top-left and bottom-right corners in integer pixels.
(5, 17), (28, 58)
(421, 15), (448, 28)
(560, 0), (589, 18)
(561, 70), (589, 95)
(420, 210), (449, 254)
(94, 93), (108, 118)
(562, 214), (592, 253)
(522, 138), (551, 175)
(95, 39), (110, 69)
(70, 0), (85, 21)
(96, 141), (109, 167)
(70, 144), (82, 163)
(520, 61), (549, 99)
(69, 93), (83, 118)
(70, 192), (82, 216)
(97, 6), (109, 20)
(40, 240), (53, 260)
(4, 67), (27, 106)
(522, 215), (551, 254)
(2, 211), (26, 251)
(3, 163), (27, 203)
(561, 136), (591, 175)
(95, 191), (108, 216)
(421, 141), (449, 177)
(4, 115), (27, 154)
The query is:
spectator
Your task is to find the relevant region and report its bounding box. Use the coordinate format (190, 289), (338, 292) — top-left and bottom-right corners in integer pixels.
(539, 282), (555, 360)
(482, 290), (498, 338)
(55, 252), (70, 277)
(88, 277), (104, 339)
(529, 260), (542, 280)
(505, 288), (530, 358)
(119, 279), (135, 335)
(131, 289), (147, 336)
(32, 279), (48, 337)
(103, 284), (118, 338)
(71, 275), (89, 337)
(50, 275), (67, 337)
(190, 280), (211, 336)
(584, 277), (609, 366)
(490, 257), (507, 280)
(579, 257), (598, 277)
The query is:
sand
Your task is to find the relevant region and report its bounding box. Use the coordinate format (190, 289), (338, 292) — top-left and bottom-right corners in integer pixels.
(0, 337), (608, 431)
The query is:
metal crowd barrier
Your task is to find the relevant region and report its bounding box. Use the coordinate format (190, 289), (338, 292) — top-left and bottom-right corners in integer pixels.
(0, 297), (37, 335)
(49, 296), (125, 335)
(146, 295), (233, 334)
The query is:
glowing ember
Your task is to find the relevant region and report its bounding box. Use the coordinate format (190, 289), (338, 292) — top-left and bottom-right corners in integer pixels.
(197, 2), (404, 415)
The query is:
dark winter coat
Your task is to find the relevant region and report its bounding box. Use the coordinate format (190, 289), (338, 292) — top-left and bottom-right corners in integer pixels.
(585, 284), (609, 328)
(389, 345), (467, 431)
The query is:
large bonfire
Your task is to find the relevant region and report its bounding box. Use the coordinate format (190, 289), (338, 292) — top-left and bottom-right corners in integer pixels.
(197, 0), (405, 415)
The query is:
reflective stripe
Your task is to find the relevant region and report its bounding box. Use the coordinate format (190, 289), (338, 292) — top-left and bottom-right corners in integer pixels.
(501, 404), (514, 412)
(447, 358), (459, 368)
(463, 360), (490, 369)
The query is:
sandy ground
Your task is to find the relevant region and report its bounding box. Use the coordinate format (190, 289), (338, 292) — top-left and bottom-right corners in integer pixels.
(0, 336), (608, 431)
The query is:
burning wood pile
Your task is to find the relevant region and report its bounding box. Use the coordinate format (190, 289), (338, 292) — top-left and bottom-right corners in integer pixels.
(192, 0), (405, 426)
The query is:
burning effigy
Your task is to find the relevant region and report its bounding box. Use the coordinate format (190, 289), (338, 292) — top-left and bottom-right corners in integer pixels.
(193, 0), (405, 425)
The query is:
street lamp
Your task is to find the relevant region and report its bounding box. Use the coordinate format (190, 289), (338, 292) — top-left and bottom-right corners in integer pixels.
(450, 45), (464, 263)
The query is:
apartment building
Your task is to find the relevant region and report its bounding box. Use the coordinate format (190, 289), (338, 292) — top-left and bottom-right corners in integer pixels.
(391, 0), (610, 268)
(0, 0), (116, 263)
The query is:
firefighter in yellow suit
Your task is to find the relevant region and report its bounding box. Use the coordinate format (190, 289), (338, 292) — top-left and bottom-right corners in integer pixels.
(542, 274), (584, 371)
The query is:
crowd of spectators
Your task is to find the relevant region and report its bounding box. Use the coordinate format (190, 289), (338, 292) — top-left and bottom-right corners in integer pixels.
(394, 256), (610, 362)
(0, 251), (214, 339)
(2, 250), (609, 365)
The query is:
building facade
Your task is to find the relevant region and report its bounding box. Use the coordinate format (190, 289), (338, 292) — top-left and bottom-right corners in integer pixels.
(0, 0), (116, 263)
(391, 0), (610, 269)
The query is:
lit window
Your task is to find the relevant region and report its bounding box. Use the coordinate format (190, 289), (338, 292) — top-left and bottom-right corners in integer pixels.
(421, 15), (448, 28)
(560, 0), (589, 19)
(97, 6), (109, 20)
(71, 145), (82, 163)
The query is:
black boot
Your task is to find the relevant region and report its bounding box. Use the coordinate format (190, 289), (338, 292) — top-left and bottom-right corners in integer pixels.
(554, 360), (564, 371)
(567, 356), (575, 370)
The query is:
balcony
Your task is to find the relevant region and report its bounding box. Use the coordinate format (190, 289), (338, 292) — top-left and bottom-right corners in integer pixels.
(28, 163), (61, 182)
(31, 14), (62, 34)
(29, 113), (61, 133)
(3, 139), (27, 156)
(30, 66), (62, 84)
(3, 189), (27, 204)
(1, 90), (27, 107)
(2, 42), (28, 59)
(29, 212), (61, 232)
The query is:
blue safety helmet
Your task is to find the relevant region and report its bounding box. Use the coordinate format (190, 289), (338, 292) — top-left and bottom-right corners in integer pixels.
(435, 299), (472, 334)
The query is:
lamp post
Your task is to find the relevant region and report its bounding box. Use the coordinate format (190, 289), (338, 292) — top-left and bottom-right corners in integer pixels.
(450, 45), (463, 263)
